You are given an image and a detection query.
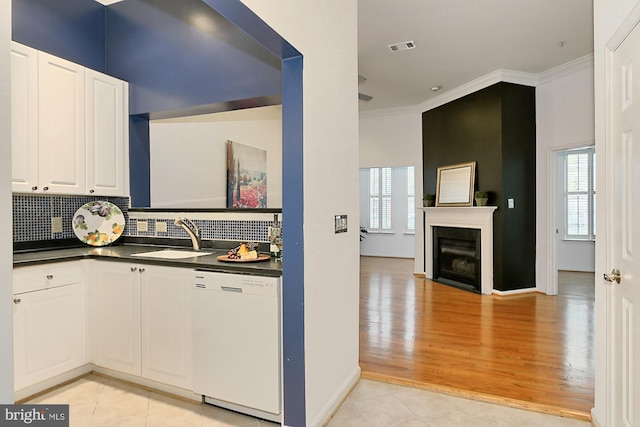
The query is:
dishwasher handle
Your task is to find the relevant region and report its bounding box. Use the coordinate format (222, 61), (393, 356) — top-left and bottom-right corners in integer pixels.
(221, 286), (243, 293)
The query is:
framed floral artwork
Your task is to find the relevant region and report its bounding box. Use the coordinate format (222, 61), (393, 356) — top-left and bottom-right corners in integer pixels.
(226, 141), (267, 208)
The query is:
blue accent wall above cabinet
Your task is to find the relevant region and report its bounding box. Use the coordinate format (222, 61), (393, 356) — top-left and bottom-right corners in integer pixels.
(105, 0), (282, 115)
(12, 0), (106, 72)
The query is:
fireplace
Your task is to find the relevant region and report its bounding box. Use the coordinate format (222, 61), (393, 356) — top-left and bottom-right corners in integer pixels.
(422, 206), (496, 294)
(433, 226), (481, 293)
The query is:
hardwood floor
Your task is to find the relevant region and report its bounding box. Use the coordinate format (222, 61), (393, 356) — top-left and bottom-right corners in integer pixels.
(359, 257), (595, 421)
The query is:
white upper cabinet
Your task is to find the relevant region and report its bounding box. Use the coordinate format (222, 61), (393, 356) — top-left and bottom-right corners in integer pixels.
(10, 42), (129, 197)
(11, 43), (39, 193)
(85, 69), (128, 196)
(38, 51), (86, 194)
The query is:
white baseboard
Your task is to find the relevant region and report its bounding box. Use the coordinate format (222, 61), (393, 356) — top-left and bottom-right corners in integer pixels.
(14, 364), (93, 402)
(91, 365), (201, 402)
(590, 407), (602, 427)
(309, 366), (361, 427)
(492, 287), (537, 296)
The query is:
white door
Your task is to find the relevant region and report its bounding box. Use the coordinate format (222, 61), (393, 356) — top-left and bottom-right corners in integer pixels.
(10, 42), (39, 193)
(85, 69), (127, 196)
(606, 16), (640, 427)
(90, 262), (141, 375)
(140, 265), (192, 389)
(38, 51), (85, 194)
(13, 283), (85, 391)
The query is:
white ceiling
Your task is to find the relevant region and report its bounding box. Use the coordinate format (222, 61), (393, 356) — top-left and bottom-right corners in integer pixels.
(358, 0), (594, 110)
(93, 1), (594, 111)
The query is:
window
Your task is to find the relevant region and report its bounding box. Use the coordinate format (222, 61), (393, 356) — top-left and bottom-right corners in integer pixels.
(369, 167), (392, 230)
(407, 166), (415, 231)
(565, 147), (596, 240)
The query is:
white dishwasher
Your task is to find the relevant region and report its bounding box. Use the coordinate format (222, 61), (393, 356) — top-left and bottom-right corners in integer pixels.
(192, 270), (281, 422)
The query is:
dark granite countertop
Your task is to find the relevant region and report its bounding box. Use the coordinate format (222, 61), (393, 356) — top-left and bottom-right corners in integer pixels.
(13, 244), (282, 277)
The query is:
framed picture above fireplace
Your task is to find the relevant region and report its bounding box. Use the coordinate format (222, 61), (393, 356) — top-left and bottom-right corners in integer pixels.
(435, 161), (476, 207)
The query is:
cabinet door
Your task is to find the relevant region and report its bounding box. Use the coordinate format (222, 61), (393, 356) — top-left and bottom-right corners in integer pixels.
(10, 42), (39, 193)
(37, 51), (85, 194)
(85, 69), (128, 197)
(90, 262), (141, 376)
(140, 265), (192, 389)
(13, 283), (86, 391)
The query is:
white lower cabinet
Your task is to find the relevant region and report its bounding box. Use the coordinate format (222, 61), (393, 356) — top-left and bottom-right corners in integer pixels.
(90, 261), (141, 376)
(13, 262), (87, 392)
(140, 265), (192, 389)
(91, 261), (192, 389)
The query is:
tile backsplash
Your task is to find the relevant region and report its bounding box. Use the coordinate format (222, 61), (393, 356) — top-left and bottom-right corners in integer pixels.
(12, 194), (278, 245)
(13, 194), (130, 242)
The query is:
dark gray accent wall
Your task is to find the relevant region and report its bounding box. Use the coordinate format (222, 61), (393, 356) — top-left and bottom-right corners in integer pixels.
(422, 82), (536, 291)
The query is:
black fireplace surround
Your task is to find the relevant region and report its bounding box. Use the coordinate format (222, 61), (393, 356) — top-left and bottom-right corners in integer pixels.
(433, 226), (481, 293)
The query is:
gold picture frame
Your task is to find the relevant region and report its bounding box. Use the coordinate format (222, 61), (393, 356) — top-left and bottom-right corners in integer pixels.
(435, 161), (476, 207)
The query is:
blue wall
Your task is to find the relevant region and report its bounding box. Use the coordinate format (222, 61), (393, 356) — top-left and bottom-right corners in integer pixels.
(105, 0), (282, 116)
(12, 0), (106, 72)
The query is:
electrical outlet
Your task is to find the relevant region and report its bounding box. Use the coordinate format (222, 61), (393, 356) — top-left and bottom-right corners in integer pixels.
(51, 217), (63, 233)
(156, 221), (167, 233)
(508, 198), (515, 209)
(137, 220), (148, 232)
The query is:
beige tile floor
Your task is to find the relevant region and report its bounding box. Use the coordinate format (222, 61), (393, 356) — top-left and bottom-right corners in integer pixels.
(25, 374), (278, 427)
(328, 380), (593, 427)
(25, 375), (593, 427)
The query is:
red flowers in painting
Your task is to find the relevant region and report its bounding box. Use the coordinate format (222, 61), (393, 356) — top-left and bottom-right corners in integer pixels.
(232, 184), (267, 208)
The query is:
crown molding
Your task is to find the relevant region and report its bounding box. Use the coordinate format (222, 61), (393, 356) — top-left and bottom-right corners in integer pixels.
(536, 54), (594, 85)
(361, 56), (594, 116)
(419, 69), (538, 112)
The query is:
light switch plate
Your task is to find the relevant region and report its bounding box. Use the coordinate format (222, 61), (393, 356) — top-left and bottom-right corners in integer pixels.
(51, 217), (63, 233)
(335, 215), (347, 233)
(137, 220), (148, 232)
(508, 198), (515, 209)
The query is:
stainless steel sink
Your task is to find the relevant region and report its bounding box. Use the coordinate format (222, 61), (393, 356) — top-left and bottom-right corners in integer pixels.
(131, 249), (212, 259)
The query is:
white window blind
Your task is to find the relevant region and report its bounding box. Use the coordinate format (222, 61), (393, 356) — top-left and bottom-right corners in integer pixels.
(407, 166), (415, 231)
(369, 167), (392, 230)
(565, 148), (595, 240)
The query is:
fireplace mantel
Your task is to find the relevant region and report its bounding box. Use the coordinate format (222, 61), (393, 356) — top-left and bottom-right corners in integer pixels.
(420, 206), (497, 294)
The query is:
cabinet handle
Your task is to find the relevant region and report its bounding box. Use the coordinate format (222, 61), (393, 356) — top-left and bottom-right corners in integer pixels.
(43, 186), (49, 191)
(89, 189), (95, 194)
(131, 266), (138, 272)
(139, 267), (145, 273)
(31, 186), (38, 191)
(46, 274), (53, 280)
(13, 298), (21, 304)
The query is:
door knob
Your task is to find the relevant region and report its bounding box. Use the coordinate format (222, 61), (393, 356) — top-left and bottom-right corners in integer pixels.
(13, 298), (21, 304)
(603, 269), (621, 284)
(131, 266), (138, 272)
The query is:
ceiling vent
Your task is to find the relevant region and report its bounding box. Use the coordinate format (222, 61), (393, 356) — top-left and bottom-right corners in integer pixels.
(388, 40), (416, 52)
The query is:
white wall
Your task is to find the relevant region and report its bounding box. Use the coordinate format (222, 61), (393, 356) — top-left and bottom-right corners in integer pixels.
(239, 2), (360, 426)
(149, 106), (282, 208)
(0, 0), (14, 403)
(359, 108), (423, 265)
(593, 1), (639, 424)
(535, 56), (596, 286)
(358, 167), (415, 258)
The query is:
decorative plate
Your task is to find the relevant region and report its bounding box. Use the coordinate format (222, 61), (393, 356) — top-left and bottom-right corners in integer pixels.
(217, 254), (271, 263)
(72, 201), (125, 247)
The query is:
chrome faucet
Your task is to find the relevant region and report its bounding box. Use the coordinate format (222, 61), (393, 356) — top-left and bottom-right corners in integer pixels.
(174, 217), (202, 250)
